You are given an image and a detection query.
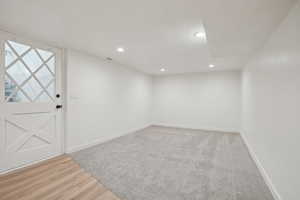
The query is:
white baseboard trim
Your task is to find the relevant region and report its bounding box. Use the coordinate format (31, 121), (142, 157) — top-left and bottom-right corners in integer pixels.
(0, 153), (63, 175)
(240, 132), (281, 200)
(152, 123), (240, 134)
(66, 124), (151, 153)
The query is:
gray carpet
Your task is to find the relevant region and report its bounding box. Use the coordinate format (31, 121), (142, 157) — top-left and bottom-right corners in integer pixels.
(71, 126), (274, 200)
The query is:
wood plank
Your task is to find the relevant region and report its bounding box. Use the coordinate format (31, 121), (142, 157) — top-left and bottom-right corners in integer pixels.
(95, 191), (121, 200)
(0, 155), (68, 178)
(71, 181), (107, 200)
(0, 159), (76, 192)
(18, 169), (85, 200)
(0, 155), (123, 200)
(77, 184), (105, 200)
(56, 177), (98, 200)
(0, 160), (78, 195)
(43, 173), (91, 200)
(2, 165), (82, 200)
(42, 173), (92, 200)
(0, 155), (72, 183)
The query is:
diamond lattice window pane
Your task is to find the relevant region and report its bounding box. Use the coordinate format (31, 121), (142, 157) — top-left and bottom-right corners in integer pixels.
(47, 57), (55, 74)
(22, 78), (43, 101)
(5, 43), (18, 67)
(7, 40), (30, 56)
(5, 40), (57, 103)
(6, 60), (31, 85)
(5, 75), (17, 101)
(47, 82), (55, 99)
(5, 75), (30, 103)
(37, 49), (53, 61)
(36, 92), (52, 102)
(7, 90), (30, 102)
(22, 49), (43, 72)
(35, 66), (54, 87)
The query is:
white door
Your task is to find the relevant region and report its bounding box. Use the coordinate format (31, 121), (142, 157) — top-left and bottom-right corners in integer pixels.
(0, 32), (64, 173)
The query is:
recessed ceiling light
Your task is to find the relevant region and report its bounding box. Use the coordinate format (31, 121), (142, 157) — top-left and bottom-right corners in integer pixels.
(194, 31), (207, 41)
(117, 47), (124, 52)
(195, 32), (205, 38)
(209, 64), (215, 68)
(160, 68), (166, 72)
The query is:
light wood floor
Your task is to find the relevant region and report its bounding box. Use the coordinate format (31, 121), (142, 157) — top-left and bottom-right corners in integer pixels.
(0, 155), (122, 200)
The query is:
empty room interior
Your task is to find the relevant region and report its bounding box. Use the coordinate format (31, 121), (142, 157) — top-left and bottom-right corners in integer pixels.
(0, 0), (299, 200)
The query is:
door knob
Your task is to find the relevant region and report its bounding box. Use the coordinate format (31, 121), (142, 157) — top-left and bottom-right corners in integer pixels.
(56, 105), (63, 109)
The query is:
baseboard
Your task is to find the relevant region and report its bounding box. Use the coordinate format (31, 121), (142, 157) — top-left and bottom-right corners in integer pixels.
(240, 132), (282, 200)
(0, 153), (63, 175)
(152, 123), (240, 134)
(66, 124), (151, 153)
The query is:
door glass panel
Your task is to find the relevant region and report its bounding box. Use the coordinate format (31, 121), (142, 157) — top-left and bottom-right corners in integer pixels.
(36, 92), (51, 102)
(5, 76), (30, 102)
(6, 60), (31, 85)
(22, 78), (43, 101)
(7, 90), (30, 103)
(4, 40), (56, 103)
(37, 49), (53, 61)
(47, 57), (55, 73)
(35, 66), (54, 87)
(22, 49), (43, 72)
(5, 43), (18, 66)
(5, 76), (17, 101)
(47, 82), (55, 99)
(7, 40), (30, 55)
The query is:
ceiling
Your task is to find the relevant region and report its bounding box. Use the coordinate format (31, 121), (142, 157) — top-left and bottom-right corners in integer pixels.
(0, 0), (297, 74)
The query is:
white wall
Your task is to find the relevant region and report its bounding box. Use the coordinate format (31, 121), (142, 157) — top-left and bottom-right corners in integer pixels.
(152, 71), (241, 132)
(241, 2), (300, 200)
(65, 50), (241, 153)
(66, 50), (152, 152)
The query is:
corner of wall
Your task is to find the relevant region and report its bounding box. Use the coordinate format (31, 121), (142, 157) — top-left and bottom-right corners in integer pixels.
(66, 124), (152, 154)
(240, 131), (282, 200)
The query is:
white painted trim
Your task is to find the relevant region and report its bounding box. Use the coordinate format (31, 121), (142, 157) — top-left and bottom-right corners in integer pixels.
(152, 123), (240, 134)
(66, 124), (151, 153)
(61, 48), (68, 154)
(240, 132), (282, 200)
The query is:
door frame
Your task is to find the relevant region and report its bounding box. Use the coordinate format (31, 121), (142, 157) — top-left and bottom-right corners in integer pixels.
(0, 30), (67, 174)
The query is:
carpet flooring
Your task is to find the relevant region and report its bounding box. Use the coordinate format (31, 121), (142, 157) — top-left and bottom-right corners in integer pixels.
(71, 126), (274, 200)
